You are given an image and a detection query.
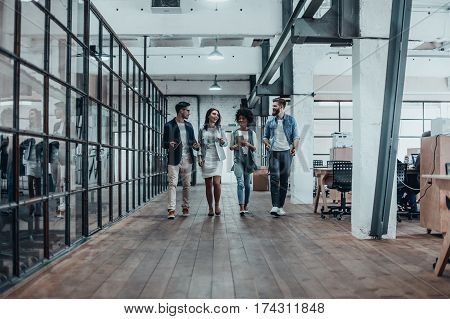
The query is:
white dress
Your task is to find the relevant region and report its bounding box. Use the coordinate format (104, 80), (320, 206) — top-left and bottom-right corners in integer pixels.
(202, 128), (223, 178)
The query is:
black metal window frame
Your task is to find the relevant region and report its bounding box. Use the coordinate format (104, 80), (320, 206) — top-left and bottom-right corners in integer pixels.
(312, 100), (448, 160)
(0, 0), (167, 291)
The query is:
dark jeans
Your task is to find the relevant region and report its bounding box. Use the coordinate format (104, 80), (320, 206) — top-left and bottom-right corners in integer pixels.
(269, 150), (292, 208)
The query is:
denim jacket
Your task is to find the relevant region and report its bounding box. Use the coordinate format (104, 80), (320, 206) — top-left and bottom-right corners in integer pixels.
(263, 114), (300, 152)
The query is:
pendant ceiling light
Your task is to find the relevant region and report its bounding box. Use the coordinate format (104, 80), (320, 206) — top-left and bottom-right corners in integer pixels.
(209, 75), (222, 91)
(208, 38), (224, 61)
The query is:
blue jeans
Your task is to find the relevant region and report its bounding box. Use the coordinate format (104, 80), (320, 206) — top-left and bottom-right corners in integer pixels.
(234, 158), (251, 205)
(269, 150), (292, 208)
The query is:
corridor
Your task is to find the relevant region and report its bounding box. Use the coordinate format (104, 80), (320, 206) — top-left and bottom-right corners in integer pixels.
(3, 185), (450, 299)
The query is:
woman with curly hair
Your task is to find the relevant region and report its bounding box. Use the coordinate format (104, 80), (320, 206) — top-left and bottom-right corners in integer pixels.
(230, 108), (258, 215)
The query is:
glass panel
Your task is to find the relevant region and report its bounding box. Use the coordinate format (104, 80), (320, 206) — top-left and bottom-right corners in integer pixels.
(50, 0), (68, 26)
(313, 137), (332, 155)
(18, 203), (43, 273)
(49, 21), (68, 82)
(70, 39), (84, 91)
(88, 101), (98, 142)
(87, 145), (98, 186)
(88, 190), (98, 233)
(70, 90), (84, 140)
(19, 66), (44, 132)
(121, 49), (128, 81)
(399, 120), (423, 137)
(101, 106), (110, 145)
(19, 136), (44, 202)
(89, 12), (99, 55)
(340, 102), (353, 119)
(49, 195), (66, 256)
(49, 80), (67, 137)
(101, 187), (109, 226)
(112, 75), (120, 110)
(21, 1), (45, 68)
(401, 102), (422, 119)
(70, 193), (83, 242)
(70, 142), (83, 191)
(424, 119), (431, 132)
(88, 58), (98, 99)
(112, 111), (119, 147)
(101, 26), (111, 65)
(121, 149), (127, 180)
(120, 183), (127, 214)
(314, 120), (339, 136)
(0, 206), (13, 281)
(314, 102), (339, 119)
(340, 120), (353, 133)
(0, 132), (13, 205)
(423, 102), (450, 119)
(0, 55), (14, 129)
(113, 148), (119, 183)
(112, 39), (119, 73)
(100, 147), (110, 185)
(112, 185), (119, 219)
(0, 0), (15, 52)
(72, 0), (84, 41)
(101, 66), (110, 104)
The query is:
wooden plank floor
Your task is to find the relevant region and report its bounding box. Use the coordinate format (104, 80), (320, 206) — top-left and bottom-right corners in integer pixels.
(2, 185), (450, 299)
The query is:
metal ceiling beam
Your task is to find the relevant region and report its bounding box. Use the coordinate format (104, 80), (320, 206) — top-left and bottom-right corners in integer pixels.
(248, 0), (314, 108)
(370, 0), (413, 238)
(292, 0), (359, 42)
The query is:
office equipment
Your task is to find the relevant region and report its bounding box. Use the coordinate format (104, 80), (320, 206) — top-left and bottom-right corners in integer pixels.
(313, 160), (323, 168)
(420, 136), (450, 233)
(332, 132), (353, 148)
(411, 154), (419, 168)
(431, 118), (450, 136)
(321, 161), (352, 220)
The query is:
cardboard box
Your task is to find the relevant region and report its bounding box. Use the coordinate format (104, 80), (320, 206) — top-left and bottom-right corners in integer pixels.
(253, 166), (269, 191)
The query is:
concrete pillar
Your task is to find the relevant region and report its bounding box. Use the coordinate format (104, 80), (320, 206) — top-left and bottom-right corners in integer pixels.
(289, 45), (328, 204)
(352, 0), (397, 239)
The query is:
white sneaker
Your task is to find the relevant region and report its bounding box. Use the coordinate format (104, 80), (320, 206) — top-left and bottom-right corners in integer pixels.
(278, 208), (286, 216)
(270, 207), (279, 216)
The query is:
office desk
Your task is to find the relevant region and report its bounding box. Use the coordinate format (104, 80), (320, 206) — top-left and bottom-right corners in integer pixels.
(422, 174), (450, 276)
(313, 168), (332, 214)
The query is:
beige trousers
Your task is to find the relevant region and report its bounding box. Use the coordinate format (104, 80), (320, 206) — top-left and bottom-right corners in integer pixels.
(167, 157), (192, 211)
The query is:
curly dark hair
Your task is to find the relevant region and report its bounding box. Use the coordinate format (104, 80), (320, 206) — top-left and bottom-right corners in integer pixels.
(235, 108), (254, 124)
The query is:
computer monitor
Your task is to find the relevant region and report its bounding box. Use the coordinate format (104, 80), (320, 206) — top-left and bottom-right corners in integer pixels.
(411, 154), (419, 167)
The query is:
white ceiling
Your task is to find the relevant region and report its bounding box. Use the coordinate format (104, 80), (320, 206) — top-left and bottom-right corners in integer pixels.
(89, 0), (450, 95)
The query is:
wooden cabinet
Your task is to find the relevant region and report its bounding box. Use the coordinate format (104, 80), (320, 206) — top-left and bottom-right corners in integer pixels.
(330, 147), (352, 162)
(420, 136), (450, 233)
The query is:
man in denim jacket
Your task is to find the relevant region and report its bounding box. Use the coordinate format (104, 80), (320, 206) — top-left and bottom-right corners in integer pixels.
(263, 98), (300, 217)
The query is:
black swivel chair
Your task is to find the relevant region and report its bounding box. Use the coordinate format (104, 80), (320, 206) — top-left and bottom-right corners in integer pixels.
(321, 161), (352, 220)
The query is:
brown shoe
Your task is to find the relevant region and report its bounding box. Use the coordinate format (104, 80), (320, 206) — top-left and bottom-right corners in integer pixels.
(182, 208), (189, 217)
(168, 210), (176, 219)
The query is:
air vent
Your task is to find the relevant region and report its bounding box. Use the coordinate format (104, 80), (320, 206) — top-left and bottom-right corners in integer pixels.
(151, 0), (181, 13)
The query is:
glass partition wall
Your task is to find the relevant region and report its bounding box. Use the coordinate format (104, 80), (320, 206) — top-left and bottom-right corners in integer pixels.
(0, 0), (167, 290)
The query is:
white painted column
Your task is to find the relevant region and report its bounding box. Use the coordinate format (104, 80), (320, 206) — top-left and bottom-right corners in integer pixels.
(352, 0), (397, 239)
(289, 45), (328, 204)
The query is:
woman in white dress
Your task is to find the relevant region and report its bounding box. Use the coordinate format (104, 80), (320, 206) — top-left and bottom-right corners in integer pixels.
(198, 108), (228, 216)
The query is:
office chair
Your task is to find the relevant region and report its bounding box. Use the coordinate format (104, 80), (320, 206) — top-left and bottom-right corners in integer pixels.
(397, 163), (419, 221)
(321, 161), (352, 220)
